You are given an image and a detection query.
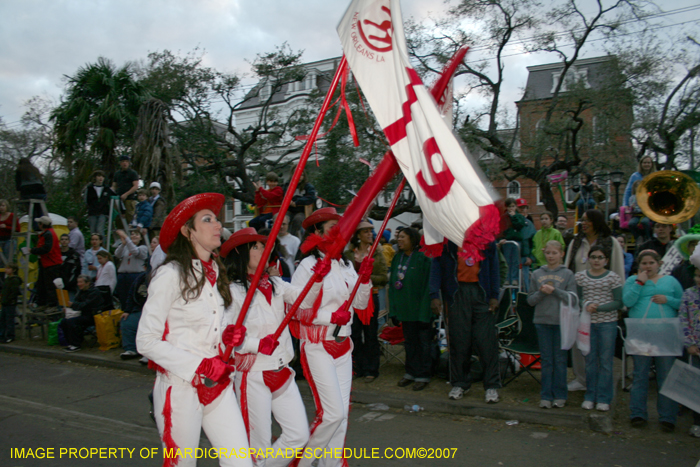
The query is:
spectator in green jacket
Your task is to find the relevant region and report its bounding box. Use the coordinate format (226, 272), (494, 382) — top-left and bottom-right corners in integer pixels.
(533, 211), (565, 268)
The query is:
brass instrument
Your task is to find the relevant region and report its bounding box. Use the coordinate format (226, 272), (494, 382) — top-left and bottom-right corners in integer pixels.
(637, 170), (700, 224)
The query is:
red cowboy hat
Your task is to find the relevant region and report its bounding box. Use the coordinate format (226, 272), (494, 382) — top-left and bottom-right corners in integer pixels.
(159, 193), (225, 253)
(302, 207), (341, 230)
(220, 227), (268, 258)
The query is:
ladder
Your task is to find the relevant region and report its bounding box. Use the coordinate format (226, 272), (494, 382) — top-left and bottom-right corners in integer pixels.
(106, 196), (131, 251)
(10, 198), (50, 339)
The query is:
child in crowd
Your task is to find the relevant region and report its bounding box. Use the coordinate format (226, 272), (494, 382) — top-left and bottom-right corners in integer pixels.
(499, 198), (527, 286)
(0, 263), (22, 343)
(250, 172), (284, 231)
(575, 245), (623, 412)
(533, 211), (565, 269)
(527, 240), (576, 408)
(623, 250), (683, 431)
(678, 266), (700, 438)
(627, 180), (651, 241)
(131, 188), (153, 234)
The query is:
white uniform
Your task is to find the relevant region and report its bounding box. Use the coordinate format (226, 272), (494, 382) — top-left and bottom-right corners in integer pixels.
(229, 277), (321, 467)
(290, 255), (371, 467)
(278, 233), (301, 275)
(136, 261), (252, 467)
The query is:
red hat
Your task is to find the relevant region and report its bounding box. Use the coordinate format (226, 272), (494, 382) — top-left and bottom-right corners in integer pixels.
(516, 198), (528, 207)
(302, 207), (341, 230)
(159, 193), (225, 253)
(220, 227), (268, 258)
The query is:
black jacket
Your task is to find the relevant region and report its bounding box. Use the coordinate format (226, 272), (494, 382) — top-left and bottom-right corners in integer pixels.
(71, 286), (104, 316)
(85, 183), (116, 216)
(1, 275), (23, 306)
(61, 247), (81, 292)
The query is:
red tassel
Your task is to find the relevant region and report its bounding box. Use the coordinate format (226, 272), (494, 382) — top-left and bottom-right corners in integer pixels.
(234, 353), (257, 372)
(354, 294), (374, 326)
(419, 237), (447, 258)
(161, 386), (178, 467)
(239, 371), (251, 444)
(460, 204), (501, 261)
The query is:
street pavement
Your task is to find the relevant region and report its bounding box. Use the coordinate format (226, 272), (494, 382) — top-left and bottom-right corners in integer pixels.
(0, 353), (698, 467)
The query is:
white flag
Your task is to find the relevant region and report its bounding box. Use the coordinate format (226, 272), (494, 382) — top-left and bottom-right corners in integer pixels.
(337, 0), (500, 259)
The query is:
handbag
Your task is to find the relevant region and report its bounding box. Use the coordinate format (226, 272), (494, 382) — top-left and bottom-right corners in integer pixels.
(559, 292), (580, 350)
(577, 304), (591, 356)
(624, 301), (683, 356)
(659, 355), (700, 414)
(94, 309), (124, 351)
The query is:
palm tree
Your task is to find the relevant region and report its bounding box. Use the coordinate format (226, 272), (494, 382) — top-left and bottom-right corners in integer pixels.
(51, 57), (146, 178)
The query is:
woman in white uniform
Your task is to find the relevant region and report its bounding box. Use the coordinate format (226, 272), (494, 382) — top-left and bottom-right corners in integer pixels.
(290, 208), (372, 467)
(220, 227), (329, 466)
(136, 193), (252, 467)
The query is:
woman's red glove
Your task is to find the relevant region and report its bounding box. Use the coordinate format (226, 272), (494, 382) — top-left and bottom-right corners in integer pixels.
(196, 357), (233, 382)
(331, 308), (351, 326)
(358, 257), (374, 284)
(312, 257), (332, 282)
(258, 335), (280, 355)
(222, 325), (246, 347)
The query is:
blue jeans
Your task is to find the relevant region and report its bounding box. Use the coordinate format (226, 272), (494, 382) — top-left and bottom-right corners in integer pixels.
(0, 305), (16, 340)
(535, 324), (568, 401)
(88, 215), (107, 237)
(584, 321), (617, 404)
(120, 311), (141, 352)
(520, 259), (530, 292)
(502, 243), (520, 284)
(630, 355), (677, 424)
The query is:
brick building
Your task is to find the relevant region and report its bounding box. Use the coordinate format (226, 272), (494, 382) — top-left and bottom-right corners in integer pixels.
(490, 56), (635, 229)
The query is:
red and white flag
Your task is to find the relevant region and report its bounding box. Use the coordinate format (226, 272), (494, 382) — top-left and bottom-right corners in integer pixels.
(337, 0), (500, 259)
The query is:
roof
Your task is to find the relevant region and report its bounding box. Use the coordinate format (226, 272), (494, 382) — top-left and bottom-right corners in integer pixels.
(518, 55), (616, 103)
(236, 57), (342, 111)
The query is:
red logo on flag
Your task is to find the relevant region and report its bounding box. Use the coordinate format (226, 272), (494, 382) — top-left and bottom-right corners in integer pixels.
(357, 6), (393, 52)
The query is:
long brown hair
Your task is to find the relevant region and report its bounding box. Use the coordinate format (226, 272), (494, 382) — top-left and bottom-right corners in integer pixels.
(162, 217), (232, 308)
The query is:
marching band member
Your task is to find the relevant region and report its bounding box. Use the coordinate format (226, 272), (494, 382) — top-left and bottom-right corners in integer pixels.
(290, 208), (372, 467)
(220, 227), (329, 466)
(136, 193), (251, 467)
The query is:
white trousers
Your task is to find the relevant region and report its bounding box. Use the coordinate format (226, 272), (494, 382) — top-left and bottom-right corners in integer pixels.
(234, 369), (309, 467)
(297, 340), (352, 467)
(153, 374), (253, 467)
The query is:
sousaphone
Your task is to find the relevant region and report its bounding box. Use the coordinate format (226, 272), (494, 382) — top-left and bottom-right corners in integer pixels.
(636, 170), (700, 223)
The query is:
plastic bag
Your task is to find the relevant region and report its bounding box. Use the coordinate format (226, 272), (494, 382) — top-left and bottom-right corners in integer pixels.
(559, 292), (580, 350)
(624, 302), (682, 357)
(94, 309), (124, 351)
(659, 355), (700, 414)
(577, 305), (591, 356)
(47, 320), (61, 346)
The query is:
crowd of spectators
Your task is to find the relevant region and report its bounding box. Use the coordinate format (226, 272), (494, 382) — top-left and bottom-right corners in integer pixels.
(2, 153), (699, 438)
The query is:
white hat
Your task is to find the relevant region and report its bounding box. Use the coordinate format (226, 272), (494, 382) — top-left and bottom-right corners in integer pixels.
(35, 215), (52, 226)
(149, 182), (161, 190)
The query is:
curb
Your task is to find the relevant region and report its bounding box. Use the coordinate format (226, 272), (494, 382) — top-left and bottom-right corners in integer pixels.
(0, 344), (154, 376)
(0, 343), (615, 430)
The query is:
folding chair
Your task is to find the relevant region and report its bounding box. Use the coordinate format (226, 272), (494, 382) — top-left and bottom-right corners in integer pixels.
(500, 292), (541, 386)
(378, 313), (405, 367)
(496, 288), (520, 346)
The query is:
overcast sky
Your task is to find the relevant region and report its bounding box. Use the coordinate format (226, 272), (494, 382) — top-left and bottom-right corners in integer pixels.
(1, 0), (699, 128)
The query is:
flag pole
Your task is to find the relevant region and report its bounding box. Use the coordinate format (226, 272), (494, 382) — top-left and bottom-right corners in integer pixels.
(224, 56), (348, 362)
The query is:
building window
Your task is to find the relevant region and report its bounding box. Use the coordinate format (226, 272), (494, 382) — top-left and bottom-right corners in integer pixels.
(225, 200), (234, 223)
(507, 181), (521, 199)
(551, 67), (590, 94)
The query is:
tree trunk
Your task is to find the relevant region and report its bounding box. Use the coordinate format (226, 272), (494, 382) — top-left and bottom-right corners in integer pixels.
(539, 180), (560, 218)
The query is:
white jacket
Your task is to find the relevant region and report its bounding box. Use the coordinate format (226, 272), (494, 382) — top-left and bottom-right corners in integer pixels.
(291, 255), (371, 340)
(136, 260), (226, 383)
(228, 277), (321, 372)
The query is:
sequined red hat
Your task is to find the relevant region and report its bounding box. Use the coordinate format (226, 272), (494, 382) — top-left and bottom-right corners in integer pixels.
(159, 193), (225, 253)
(302, 207), (341, 230)
(220, 227), (268, 258)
